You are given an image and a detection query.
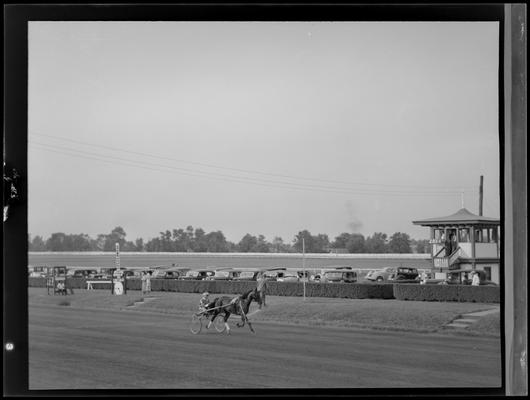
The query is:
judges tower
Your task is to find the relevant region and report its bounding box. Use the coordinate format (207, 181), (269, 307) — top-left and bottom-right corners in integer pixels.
(412, 208), (500, 283)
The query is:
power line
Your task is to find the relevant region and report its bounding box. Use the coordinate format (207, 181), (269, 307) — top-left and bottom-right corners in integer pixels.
(29, 139), (468, 196)
(30, 141), (461, 197)
(30, 131), (473, 192)
(29, 141), (464, 198)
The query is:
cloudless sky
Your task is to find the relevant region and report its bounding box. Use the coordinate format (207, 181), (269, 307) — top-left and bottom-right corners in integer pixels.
(28, 21), (500, 244)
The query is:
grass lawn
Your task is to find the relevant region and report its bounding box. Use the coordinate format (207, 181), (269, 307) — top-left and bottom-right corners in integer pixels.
(462, 313), (501, 336)
(28, 287), (500, 336)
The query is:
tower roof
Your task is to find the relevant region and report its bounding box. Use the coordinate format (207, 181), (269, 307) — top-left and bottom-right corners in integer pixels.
(412, 208), (500, 227)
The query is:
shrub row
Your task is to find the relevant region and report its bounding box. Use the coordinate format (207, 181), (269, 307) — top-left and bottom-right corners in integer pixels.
(393, 284), (500, 303)
(27, 277), (499, 303)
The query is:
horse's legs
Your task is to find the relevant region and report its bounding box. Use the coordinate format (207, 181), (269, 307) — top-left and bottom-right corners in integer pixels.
(206, 311), (215, 329)
(224, 312), (231, 335)
(236, 313), (245, 328)
(247, 320), (255, 333)
(241, 311), (255, 333)
(257, 291), (263, 309)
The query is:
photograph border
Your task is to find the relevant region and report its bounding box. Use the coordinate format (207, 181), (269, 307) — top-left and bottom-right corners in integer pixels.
(4, 3), (525, 397)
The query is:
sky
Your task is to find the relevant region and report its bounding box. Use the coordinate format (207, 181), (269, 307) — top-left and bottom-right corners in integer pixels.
(28, 21), (500, 244)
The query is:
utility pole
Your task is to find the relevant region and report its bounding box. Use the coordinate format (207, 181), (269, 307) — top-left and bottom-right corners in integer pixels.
(479, 175), (484, 216)
(302, 237), (306, 301)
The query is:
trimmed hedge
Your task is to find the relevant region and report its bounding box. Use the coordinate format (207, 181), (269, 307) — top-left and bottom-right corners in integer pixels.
(27, 277), (499, 303)
(300, 282), (395, 299)
(29, 277), (47, 287)
(28, 277), (110, 290)
(138, 280), (395, 299)
(393, 284), (499, 303)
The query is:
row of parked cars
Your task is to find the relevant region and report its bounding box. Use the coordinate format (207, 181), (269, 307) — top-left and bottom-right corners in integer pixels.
(137, 266), (359, 283)
(160, 267), (302, 282)
(32, 265), (496, 286)
(31, 266), (413, 284)
(363, 267), (498, 286)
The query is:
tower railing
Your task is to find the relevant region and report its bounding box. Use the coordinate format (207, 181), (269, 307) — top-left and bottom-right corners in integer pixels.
(433, 246), (462, 270)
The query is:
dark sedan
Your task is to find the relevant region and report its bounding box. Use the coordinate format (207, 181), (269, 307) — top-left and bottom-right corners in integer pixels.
(179, 269), (215, 280)
(389, 267), (419, 281)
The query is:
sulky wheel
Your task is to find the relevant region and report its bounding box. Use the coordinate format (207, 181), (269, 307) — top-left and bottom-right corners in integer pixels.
(190, 314), (202, 335)
(214, 314), (226, 333)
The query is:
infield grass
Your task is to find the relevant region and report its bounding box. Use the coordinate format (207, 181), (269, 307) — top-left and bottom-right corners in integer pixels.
(28, 287), (500, 336)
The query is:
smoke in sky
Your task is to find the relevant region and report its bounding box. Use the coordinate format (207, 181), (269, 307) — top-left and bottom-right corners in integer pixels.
(345, 200), (363, 233)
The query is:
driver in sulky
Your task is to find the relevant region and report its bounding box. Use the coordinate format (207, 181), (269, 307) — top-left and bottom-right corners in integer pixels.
(198, 292), (210, 313)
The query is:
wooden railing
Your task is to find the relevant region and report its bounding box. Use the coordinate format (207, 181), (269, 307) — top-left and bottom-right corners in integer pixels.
(448, 247), (462, 267)
(433, 247), (461, 270)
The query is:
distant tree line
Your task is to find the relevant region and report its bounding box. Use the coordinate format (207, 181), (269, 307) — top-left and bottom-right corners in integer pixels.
(28, 226), (430, 254)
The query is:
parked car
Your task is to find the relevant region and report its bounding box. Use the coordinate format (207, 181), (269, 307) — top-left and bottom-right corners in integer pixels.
(320, 266), (353, 272)
(480, 280), (498, 286)
(72, 269), (98, 279)
(121, 270), (135, 279)
(262, 267), (288, 281)
(365, 267), (397, 282)
(93, 268), (115, 279)
(296, 270), (310, 282)
(150, 268), (169, 278)
(320, 270), (357, 283)
(233, 270), (259, 281)
(276, 272), (300, 282)
(438, 278), (462, 285)
(211, 269), (240, 281)
(29, 271), (47, 278)
(29, 266), (49, 278)
(389, 267), (419, 281)
(180, 269), (215, 280)
(159, 270), (181, 279)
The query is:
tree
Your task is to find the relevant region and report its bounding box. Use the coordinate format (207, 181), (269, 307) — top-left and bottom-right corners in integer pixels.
(172, 228), (195, 252)
(121, 240), (138, 251)
(331, 232), (366, 253)
(331, 232), (352, 249)
(314, 233), (330, 253)
(193, 228), (208, 252)
(157, 230), (173, 252)
(226, 240), (239, 252)
(135, 238), (145, 252)
(204, 231), (229, 252)
(103, 226), (128, 251)
(293, 230), (314, 252)
(93, 234), (107, 251)
(251, 235), (270, 253)
(238, 234), (258, 252)
(365, 232), (388, 253)
(145, 237), (162, 252)
(345, 233), (366, 253)
(185, 225), (195, 251)
(29, 234), (47, 251)
(293, 231), (329, 253)
(388, 232), (412, 253)
(270, 236), (293, 253)
(412, 239), (430, 254)
(68, 234), (92, 251)
(46, 232), (67, 251)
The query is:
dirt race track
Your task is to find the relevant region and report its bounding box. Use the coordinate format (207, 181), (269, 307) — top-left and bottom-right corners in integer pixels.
(29, 303), (502, 390)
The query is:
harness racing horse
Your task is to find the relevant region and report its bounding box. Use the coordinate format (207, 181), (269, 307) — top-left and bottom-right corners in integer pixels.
(205, 289), (260, 335)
